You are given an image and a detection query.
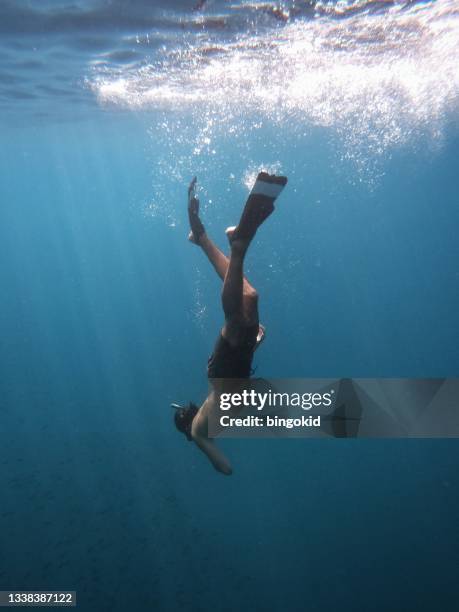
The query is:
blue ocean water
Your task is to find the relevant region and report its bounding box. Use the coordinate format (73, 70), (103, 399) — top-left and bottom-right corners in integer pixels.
(1, 1), (459, 610)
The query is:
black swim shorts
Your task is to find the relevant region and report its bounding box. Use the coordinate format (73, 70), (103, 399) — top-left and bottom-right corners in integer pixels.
(207, 324), (259, 379)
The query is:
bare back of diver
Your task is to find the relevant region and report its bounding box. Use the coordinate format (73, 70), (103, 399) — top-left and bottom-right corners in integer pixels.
(173, 172), (288, 474)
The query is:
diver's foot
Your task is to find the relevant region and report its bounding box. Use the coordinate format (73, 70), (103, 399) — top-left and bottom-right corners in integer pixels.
(231, 172), (288, 243)
(225, 226), (236, 242)
(225, 225), (250, 254)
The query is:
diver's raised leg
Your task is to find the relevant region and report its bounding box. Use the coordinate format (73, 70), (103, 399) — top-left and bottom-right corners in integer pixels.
(221, 172), (287, 333)
(221, 235), (261, 335)
(221, 242), (246, 322)
(187, 172), (287, 337)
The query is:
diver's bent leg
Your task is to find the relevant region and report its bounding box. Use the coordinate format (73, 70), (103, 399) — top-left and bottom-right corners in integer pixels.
(199, 234), (257, 295)
(199, 234), (230, 281)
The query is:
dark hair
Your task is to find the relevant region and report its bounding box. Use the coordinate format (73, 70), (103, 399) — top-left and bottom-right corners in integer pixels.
(174, 403), (199, 441)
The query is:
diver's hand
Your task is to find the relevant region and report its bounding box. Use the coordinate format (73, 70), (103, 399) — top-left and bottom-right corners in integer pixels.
(191, 425), (233, 476)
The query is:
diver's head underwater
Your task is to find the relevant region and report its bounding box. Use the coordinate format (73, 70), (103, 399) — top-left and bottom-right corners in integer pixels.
(172, 403), (199, 441)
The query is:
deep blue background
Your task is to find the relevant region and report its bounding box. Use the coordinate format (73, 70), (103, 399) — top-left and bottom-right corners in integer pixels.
(1, 114), (458, 611)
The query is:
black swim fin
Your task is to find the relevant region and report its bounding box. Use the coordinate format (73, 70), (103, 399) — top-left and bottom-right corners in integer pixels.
(188, 176), (205, 240)
(231, 172), (287, 242)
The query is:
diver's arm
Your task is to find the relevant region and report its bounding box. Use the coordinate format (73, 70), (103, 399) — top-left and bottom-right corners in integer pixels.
(191, 408), (232, 475)
(192, 434), (233, 476)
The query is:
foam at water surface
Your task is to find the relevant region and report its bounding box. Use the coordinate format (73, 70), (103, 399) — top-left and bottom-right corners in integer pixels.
(93, 1), (459, 153)
(1, 1), (458, 177)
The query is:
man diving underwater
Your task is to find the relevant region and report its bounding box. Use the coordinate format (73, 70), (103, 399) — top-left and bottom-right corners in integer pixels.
(173, 172), (288, 475)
